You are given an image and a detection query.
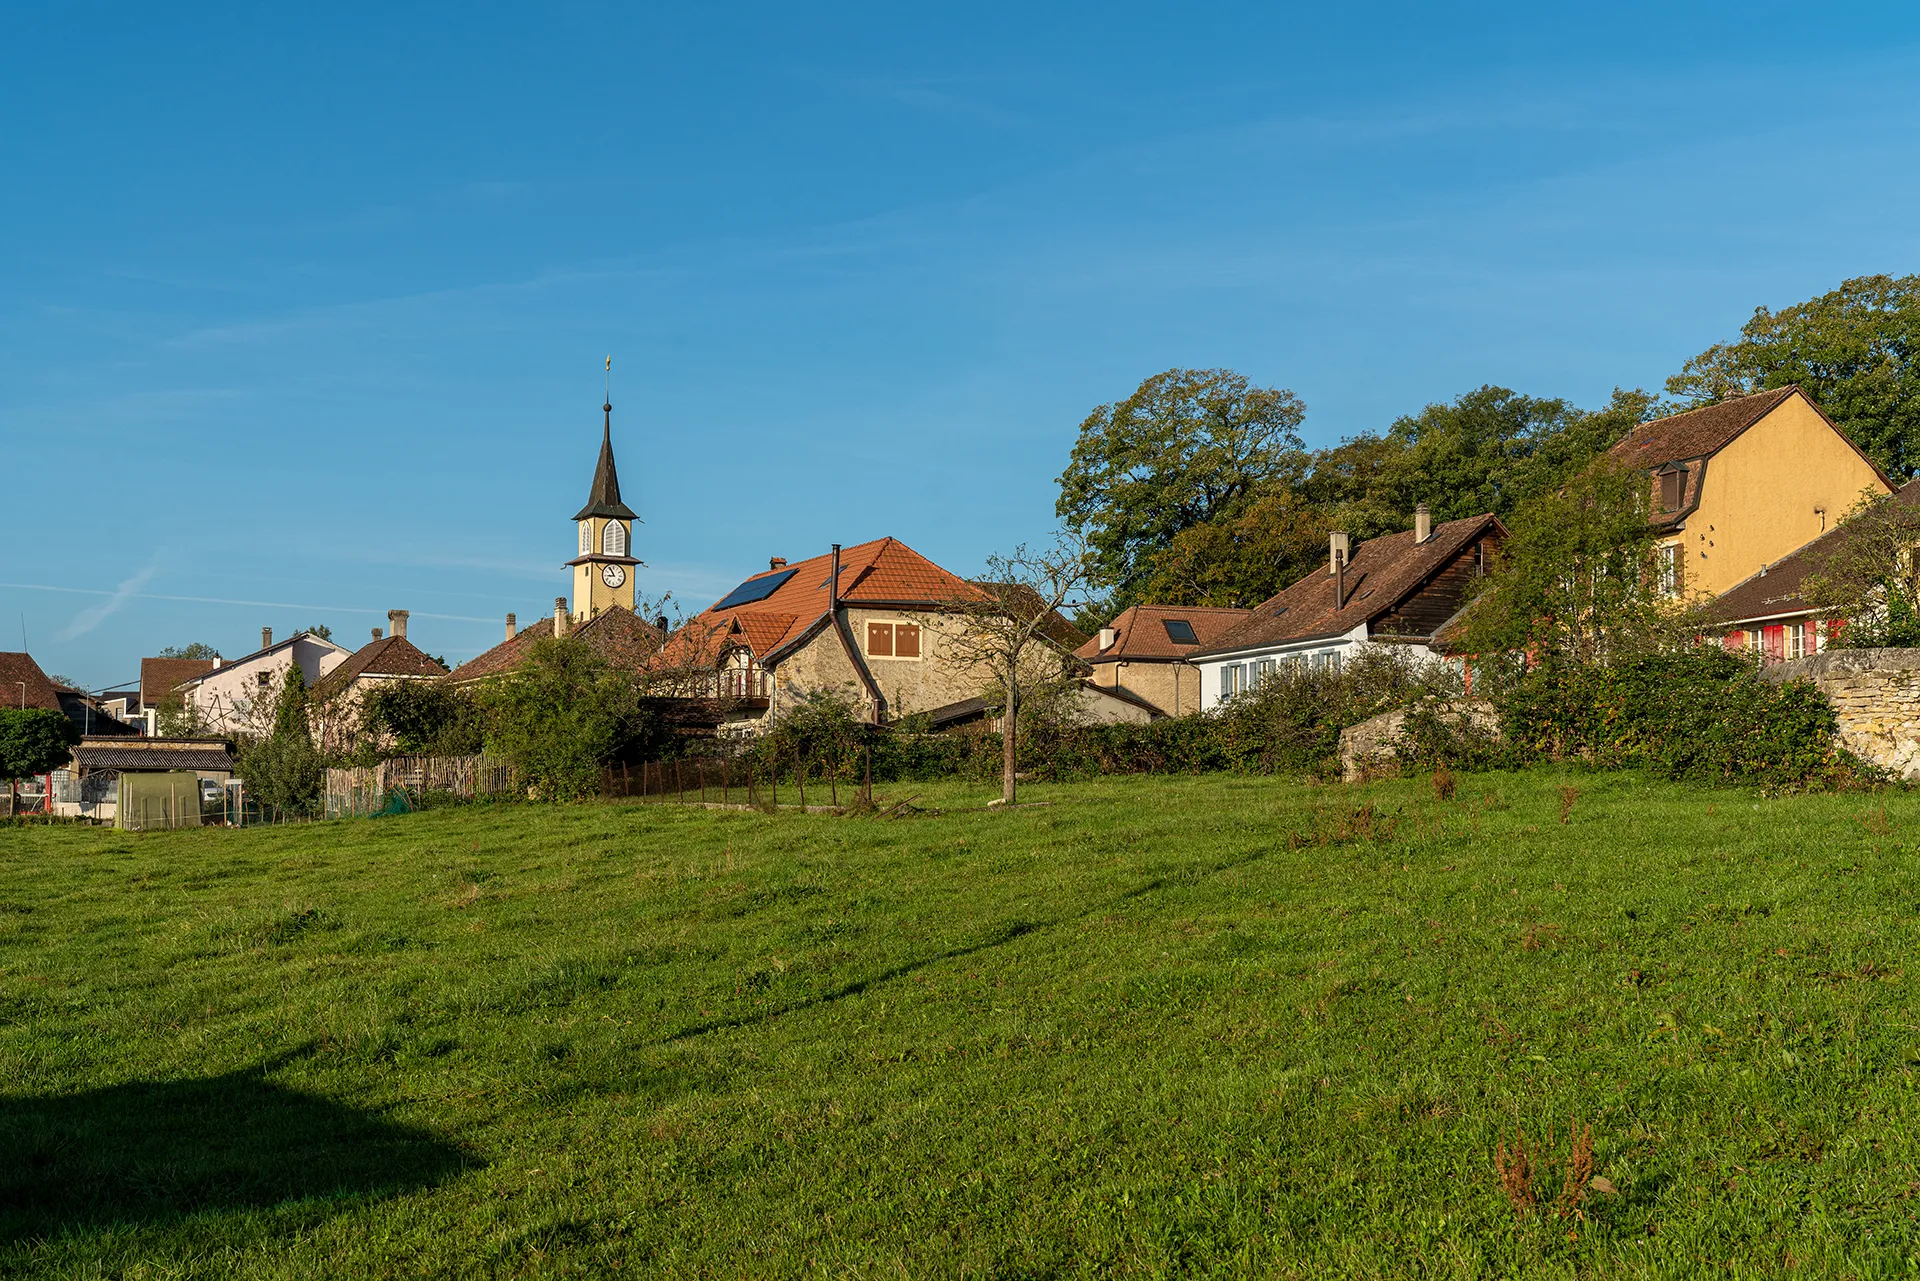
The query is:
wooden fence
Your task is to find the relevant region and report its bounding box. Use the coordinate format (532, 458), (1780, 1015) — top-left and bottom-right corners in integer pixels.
(605, 751), (873, 812)
(324, 753), (519, 818)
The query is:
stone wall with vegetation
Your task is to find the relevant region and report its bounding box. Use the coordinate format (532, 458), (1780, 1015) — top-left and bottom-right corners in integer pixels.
(1761, 648), (1920, 779)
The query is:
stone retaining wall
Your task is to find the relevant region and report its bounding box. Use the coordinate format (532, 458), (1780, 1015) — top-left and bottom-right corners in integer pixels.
(1759, 648), (1920, 779)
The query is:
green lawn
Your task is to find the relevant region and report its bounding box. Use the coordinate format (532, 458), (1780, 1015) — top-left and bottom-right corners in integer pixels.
(3, 770), (1919, 1277)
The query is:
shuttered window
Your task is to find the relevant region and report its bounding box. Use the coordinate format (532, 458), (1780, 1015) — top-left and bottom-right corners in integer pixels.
(866, 621), (921, 659)
(602, 521), (627, 556)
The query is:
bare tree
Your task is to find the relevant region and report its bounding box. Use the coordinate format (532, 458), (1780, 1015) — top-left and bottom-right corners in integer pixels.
(942, 531), (1094, 806)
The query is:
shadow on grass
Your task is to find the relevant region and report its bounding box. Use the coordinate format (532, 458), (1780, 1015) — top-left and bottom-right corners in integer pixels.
(0, 1064), (476, 1242)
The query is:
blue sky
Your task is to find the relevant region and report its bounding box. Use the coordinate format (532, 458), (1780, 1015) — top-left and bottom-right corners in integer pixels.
(7, 2), (1920, 686)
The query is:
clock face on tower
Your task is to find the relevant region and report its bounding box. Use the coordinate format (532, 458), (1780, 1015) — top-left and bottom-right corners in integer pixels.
(601, 562), (627, 588)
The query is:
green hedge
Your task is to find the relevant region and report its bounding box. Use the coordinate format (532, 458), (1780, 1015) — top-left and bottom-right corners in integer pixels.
(1495, 648), (1866, 791)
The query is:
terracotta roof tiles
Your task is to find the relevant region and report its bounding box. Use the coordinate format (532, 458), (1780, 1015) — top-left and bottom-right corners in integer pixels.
(1075, 605), (1251, 663)
(1194, 514), (1503, 657)
(311, 635), (448, 699)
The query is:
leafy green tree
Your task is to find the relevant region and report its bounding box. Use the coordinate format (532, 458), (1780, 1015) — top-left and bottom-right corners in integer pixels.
(240, 665), (323, 817)
(158, 643), (220, 660)
(1057, 368), (1307, 605)
(482, 637), (649, 801)
(359, 681), (486, 757)
(1799, 487), (1920, 647)
(0, 709), (80, 813)
(1456, 457), (1678, 665)
(1668, 274), (1920, 478)
(1139, 490), (1328, 607)
(299, 625), (333, 641)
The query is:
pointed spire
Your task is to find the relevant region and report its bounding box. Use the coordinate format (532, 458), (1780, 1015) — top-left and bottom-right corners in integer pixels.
(573, 392), (637, 521)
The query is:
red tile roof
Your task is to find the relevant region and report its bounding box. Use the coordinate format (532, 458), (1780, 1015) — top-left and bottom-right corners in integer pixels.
(0, 653), (64, 713)
(311, 635), (448, 699)
(139, 657), (214, 708)
(1075, 605), (1251, 663)
(659, 538), (986, 667)
(446, 606), (665, 683)
(1194, 514), (1503, 656)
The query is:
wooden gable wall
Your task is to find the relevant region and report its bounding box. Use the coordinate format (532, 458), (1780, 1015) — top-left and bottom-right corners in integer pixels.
(1370, 536), (1496, 639)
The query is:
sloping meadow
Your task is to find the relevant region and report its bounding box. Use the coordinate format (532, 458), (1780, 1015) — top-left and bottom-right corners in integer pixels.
(1, 771), (1917, 1276)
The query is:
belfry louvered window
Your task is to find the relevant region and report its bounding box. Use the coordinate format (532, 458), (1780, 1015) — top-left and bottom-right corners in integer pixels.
(602, 521), (627, 556)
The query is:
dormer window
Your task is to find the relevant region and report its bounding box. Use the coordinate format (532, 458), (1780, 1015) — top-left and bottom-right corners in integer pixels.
(602, 521), (627, 556)
(1659, 468), (1684, 513)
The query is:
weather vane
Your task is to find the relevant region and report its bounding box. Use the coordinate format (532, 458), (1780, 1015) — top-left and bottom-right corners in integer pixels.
(604, 355), (612, 408)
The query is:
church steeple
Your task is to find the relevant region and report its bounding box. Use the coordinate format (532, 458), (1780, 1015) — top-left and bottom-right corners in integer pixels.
(565, 368), (640, 621)
(573, 399), (637, 521)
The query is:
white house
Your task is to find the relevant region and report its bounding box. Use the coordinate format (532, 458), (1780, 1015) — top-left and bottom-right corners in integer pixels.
(1189, 508), (1505, 711)
(175, 627), (352, 736)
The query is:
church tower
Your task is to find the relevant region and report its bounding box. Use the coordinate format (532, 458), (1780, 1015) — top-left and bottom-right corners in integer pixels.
(566, 393), (640, 620)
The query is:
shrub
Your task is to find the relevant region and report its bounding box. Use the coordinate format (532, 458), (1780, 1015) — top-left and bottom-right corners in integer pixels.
(482, 637), (659, 801)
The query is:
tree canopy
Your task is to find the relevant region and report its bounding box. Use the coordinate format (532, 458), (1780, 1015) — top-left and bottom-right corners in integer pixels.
(0, 709), (79, 782)
(158, 643), (220, 660)
(1056, 368), (1307, 605)
(1668, 273), (1920, 479)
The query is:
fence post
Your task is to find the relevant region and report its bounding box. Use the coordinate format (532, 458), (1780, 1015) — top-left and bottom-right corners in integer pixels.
(797, 758), (806, 810)
(622, 761), (630, 798)
(674, 759), (684, 804)
(699, 761), (707, 806)
(771, 751), (778, 811)
(864, 745), (872, 806)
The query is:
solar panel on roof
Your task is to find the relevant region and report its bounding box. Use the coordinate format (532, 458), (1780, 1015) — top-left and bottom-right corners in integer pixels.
(712, 568), (798, 611)
(1162, 619), (1199, 645)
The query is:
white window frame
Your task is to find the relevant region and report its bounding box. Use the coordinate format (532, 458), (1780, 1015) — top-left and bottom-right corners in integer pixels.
(602, 521), (627, 556)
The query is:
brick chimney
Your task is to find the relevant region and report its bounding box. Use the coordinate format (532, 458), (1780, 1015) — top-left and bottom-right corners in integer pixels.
(371, 627), (383, 641)
(504, 613), (517, 642)
(1414, 503), (1432, 544)
(554, 597), (570, 638)
(261, 626), (273, 650)
(387, 609), (409, 639)
(1098, 626), (1117, 651)
(770, 556), (788, 571)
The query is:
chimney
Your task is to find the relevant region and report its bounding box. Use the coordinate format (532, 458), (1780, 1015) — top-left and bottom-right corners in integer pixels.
(387, 609), (409, 639)
(829, 543), (842, 610)
(554, 597), (571, 638)
(1414, 503), (1432, 544)
(212, 656), (223, 670)
(504, 613), (517, 642)
(261, 626), (273, 650)
(371, 627), (383, 641)
(770, 556), (788, 571)
(1328, 531), (1350, 576)
(1098, 626), (1118, 651)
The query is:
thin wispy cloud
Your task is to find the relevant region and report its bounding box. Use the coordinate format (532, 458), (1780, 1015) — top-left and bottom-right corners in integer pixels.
(60, 561), (158, 639)
(2, 581), (498, 625)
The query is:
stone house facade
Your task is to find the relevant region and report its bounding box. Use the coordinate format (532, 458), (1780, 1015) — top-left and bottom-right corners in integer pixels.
(1074, 605), (1251, 717)
(654, 538), (1088, 733)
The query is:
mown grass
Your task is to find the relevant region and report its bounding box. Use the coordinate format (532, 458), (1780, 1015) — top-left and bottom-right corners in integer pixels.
(3, 769), (1919, 1277)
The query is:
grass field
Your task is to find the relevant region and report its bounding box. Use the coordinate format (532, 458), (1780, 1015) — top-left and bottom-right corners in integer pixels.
(3, 770), (1920, 1277)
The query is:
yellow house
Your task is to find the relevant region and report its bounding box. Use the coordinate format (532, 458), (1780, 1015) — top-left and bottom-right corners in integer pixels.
(1608, 385), (1893, 600)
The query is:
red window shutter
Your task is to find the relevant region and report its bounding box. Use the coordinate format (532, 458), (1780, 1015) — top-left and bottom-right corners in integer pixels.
(1764, 625), (1785, 663)
(1722, 631), (1743, 652)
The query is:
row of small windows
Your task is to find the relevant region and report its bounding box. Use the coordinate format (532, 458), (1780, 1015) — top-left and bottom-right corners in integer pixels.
(1218, 650), (1339, 698)
(578, 521), (629, 556)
